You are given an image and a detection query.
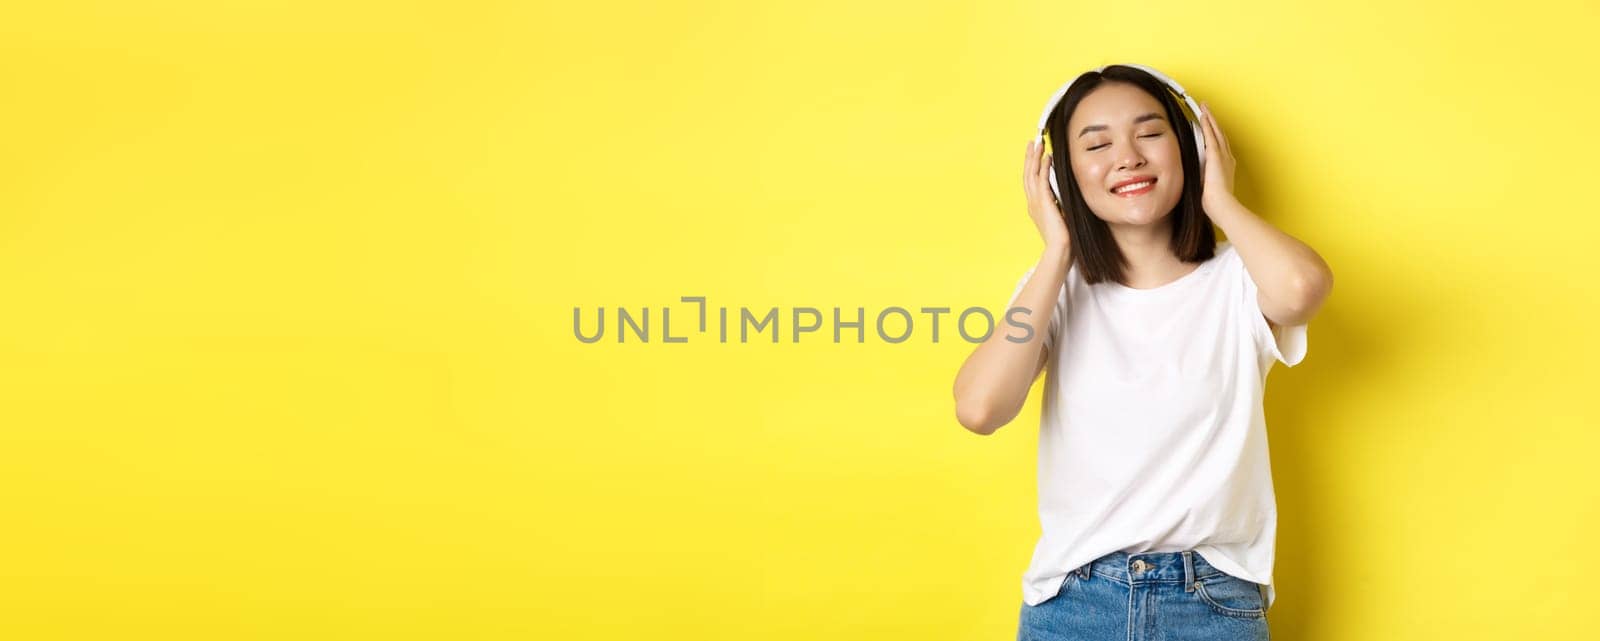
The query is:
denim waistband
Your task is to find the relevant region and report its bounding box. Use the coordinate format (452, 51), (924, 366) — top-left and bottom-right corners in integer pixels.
(1073, 549), (1230, 589)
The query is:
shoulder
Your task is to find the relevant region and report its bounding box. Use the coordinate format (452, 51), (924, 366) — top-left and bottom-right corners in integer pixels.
(1213, 240), (1240, 263)
(1208, 240), (1247, 279)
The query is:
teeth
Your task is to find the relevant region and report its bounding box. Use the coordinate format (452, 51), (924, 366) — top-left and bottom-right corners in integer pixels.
(1113, 180), (1153, 194)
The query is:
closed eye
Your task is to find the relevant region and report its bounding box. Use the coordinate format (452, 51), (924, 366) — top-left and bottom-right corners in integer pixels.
(1087, 133), (1163, 151)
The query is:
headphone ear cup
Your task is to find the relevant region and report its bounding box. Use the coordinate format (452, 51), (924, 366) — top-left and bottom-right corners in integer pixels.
(1181, 97), (1207, 174)
(1048, 166), (1062, 206)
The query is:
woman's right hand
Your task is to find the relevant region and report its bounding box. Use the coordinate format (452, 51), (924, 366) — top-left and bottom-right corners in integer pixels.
(1023, 139), (1071, 250)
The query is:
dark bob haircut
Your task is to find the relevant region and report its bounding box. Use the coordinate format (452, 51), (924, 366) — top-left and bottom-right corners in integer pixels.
(1042, 64), (1216, 285)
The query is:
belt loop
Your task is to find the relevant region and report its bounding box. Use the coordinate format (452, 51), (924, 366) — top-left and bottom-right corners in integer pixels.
(1182, 550), (1195, 592)
(1077, 561), (1090, 580)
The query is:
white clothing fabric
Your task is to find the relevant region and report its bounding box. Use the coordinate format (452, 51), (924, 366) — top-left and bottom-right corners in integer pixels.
(1005, 241), (1307, 610)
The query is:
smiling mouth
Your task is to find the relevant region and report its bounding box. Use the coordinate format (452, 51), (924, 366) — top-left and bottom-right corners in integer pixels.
(1111, 179), (1156, 197)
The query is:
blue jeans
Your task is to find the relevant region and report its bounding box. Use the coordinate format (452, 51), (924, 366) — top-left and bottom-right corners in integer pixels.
(1017, 550), (1271, 641)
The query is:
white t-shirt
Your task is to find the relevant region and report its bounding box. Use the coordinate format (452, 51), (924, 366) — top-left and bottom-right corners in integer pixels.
(1005, 240), (1307, 610)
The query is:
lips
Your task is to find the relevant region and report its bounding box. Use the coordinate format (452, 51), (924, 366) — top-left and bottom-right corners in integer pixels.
(1111, 177), (1156, 196)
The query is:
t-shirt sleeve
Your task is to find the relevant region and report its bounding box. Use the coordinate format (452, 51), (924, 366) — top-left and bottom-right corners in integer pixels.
(1231, 248), (1309, 367)
(1006, 267), (1062, 357)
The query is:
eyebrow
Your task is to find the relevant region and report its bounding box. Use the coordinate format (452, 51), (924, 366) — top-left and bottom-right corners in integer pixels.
(1077, 112), (1167, 138)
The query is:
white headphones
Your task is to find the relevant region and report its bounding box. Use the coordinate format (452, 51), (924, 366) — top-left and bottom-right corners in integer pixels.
(1035, 63), (1206, 203)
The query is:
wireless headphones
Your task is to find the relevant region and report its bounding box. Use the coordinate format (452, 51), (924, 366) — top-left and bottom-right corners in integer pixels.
(1035, 63), (1206, 204)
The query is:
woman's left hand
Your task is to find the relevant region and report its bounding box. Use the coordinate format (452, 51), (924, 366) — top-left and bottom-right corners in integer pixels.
(1197, 101), (1236, 210)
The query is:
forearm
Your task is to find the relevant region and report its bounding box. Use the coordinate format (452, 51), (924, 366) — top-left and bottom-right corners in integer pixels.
(1205, 195), (1333, 324)
(953, 243), (1071, 434)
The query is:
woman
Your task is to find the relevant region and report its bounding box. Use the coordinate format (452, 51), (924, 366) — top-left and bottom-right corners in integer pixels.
(952, 64), (1333, 640)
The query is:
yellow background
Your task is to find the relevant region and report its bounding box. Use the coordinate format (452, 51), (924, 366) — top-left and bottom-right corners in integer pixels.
(2, 1), (1597, 639)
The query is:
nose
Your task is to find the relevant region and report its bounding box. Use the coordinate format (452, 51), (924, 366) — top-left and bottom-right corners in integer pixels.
(1115, 144), (1147, 171)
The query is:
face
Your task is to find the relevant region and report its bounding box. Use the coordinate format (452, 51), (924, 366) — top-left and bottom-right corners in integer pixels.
(1064, 82), (1185, 227)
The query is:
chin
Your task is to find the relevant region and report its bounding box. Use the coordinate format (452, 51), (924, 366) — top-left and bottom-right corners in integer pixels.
(1094, 206), (1168, 227)
(1120, 199), (1180, 225)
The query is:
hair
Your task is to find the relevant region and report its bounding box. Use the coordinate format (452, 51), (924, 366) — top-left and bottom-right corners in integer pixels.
(1042, 64), (1216, 285)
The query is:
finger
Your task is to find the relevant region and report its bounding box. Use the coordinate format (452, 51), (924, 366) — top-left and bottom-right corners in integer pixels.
(1024, 139), (1038, 183)
(1203, 107), (1228, 157)
(1032, 140), (1052, 191)
(1196, 104), (1217, 158)
(1024, 143), (1036, 198)
(1201, 107), (1219, 161)
(1204, 103), (1231, 159)
(1205, 106), (1226, 159)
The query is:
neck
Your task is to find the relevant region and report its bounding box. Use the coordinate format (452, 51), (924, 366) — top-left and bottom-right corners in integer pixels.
(1107, 217), (1190, 288)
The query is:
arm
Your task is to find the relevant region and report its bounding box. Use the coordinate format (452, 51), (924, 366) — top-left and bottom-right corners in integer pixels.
(1207, 194), (1333, 328)
(1194, 102), (1333, 328)
(952, 243), (1070, 435)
